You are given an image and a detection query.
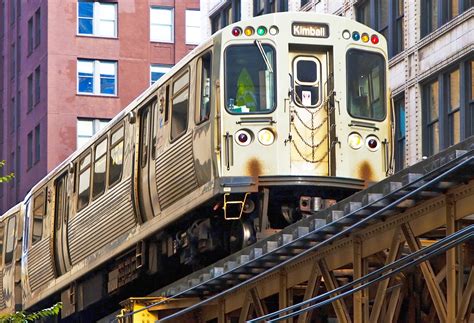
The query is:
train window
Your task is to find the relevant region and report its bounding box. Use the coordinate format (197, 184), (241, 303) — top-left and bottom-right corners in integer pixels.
(93, 138), (108, 199)
(225, 44), (276, 114)
(197, 52), (212, 124)
(165, 85), (170, 123)
(292, 56), (321, 108)
(109, 125), (124, 186)
(77, 153), (91, 211)
(4, 216), (16, 265)
(171, 70), (189, 140)
(0, 222), (4, 266)
(346, 49), (386, 121)
(140, 109), (149, 168)
(32, 191), (45, 245)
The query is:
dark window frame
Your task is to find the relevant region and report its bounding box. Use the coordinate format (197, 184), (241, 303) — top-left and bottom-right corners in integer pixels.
(356, 0), (404, 58)
(394, 94), (405, 172)
(210, 0), (241, 34)
(31, 190), (46, 245)
(170, 69), (190, 142)
(422, 57), (473, 156)
(196, 51), (213, 125)
(108, 123), (124, 188)
(77, 151), (92, 211)
(421, 0), (470, 38)
(92, 137), (108, 200)
(4, 215), (16, 265)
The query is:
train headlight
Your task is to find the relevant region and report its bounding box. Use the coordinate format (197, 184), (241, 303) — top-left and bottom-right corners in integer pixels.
(348, 133), (363, 150)
(342, 30), (351, 39)
(235, 129), (253, 146)
(269, 26), (279, 35)
(361, 33), (369, 42)
(366, 136), (380, 151)
(244, 27), (255, 36)
(258, 128), (275, 146)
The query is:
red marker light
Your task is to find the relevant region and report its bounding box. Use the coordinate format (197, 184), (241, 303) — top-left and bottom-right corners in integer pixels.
(232, 27), (242, 37)
(371, 34), (379, 44)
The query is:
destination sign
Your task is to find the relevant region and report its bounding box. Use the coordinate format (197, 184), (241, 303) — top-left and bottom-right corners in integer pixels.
(292, 23), (329, 38)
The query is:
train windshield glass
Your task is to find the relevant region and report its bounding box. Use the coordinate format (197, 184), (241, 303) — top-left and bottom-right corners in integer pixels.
(225, 44), (276, 114)
(347, 49), (386, 121)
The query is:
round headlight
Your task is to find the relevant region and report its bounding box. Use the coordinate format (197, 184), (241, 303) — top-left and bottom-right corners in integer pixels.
(258, 128), (275, 146)
(342, 30), (351, 40)
(235, 129), (253, 146)
(366, 136), (380, 151)
(348, 133), (363, 150)
(269, 26), (279, 35)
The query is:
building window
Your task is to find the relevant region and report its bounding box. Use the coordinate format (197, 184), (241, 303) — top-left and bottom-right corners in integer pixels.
(356, 0), (404, 58)
(28, 17), (33, 54)
(421, 0), (470, 37)
(394, 95), (405, 171)
(27, 131), (33, 169)
(10, 0), (14, 24)
(77, 118), (110, 148)
(185, 10), (201, 45)
(77, 59), (117, 95)
(211, 0), (241, 34)
(150, 7), (174, 43)
(423, 58), (473, 156)
(150, 65), (172, 85)
(77, 1), (117, 37)
(10, 97), (15, 133)
(10, 42), (15, 79)
(254, 0), (265, 15)
(34, 124), (40, 163)
(34, 65), (40, 105)
(27, 74), (33, 111)
(34, 8), (41, 48)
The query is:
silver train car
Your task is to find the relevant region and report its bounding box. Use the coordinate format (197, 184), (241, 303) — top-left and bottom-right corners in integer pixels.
(0, 12), (393, 319)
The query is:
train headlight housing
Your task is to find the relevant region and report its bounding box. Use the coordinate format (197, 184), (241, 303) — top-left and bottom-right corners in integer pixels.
(269, 26), (279, 35)
(371, 34), (379, 44)
(235, 129), (253, 146)
(361, 33), (369, 42)
(342, 30), (351, 39)
(258, 128), (275, 146)
(257, 26), (267, 36)
(244, 26), (255, 36)
(366, 136), (380, 151)
(348, 133), (363, 150)
(232, 27), (242, 37)
(352, 31), (360, 41)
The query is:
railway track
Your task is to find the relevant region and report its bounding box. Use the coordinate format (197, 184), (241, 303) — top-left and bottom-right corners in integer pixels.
(118, 137), (474, 323)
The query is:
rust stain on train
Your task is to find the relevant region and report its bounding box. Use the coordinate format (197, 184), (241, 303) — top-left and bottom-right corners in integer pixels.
(246, 158), (263, 178)
(358, 161), (374, 183)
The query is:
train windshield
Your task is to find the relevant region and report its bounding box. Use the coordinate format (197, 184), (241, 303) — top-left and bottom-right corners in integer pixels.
(225, 44), (276, 114)
(347, 49), (386, 121)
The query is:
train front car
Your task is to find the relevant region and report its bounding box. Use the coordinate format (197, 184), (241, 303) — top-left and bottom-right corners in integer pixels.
(215, 13), (392, 240)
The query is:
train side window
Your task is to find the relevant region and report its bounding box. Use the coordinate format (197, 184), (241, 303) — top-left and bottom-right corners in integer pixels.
(109, 125), (124, 187)
(0, 222), (4, 266)
(196, 52), (212, 124)
(164, 85), (170, 123)
(77, 152), (91, 211)
(140, 108), (149, 168)
(4, 216), (16, 265)
(93, 138), (108, 199)
(171, 70), (189, 140)
(32, 191), (45, 245)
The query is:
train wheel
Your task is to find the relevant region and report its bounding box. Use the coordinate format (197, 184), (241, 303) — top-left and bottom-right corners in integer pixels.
(229, 220), (256, 253)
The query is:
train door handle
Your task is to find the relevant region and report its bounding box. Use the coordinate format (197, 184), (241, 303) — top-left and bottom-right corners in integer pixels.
(224, 132), (233, 170)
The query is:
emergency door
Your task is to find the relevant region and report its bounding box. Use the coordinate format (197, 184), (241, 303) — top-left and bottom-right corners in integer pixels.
(288, 50), (330, 176)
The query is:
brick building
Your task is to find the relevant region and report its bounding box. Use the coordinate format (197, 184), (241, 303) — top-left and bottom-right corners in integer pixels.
(0, 0), (200, 213)
(202, 0), (473, 171)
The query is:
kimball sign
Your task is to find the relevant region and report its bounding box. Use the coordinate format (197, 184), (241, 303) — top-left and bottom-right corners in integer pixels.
(292, 23), (329, 38)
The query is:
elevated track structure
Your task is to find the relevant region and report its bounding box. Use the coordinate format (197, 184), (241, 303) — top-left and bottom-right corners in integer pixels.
(118, 138), (474, 323)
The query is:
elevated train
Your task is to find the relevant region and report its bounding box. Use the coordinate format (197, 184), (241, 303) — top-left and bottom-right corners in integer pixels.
(0, 12), (393, 319)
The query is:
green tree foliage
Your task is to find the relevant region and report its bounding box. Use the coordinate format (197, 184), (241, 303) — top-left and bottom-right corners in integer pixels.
(0, 160), (14, 183)
(0, 302), (62, 322)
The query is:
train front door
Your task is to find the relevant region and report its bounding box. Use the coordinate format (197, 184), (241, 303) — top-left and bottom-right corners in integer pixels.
(53, 172), (71, 276)
(288, 50), (330, 176)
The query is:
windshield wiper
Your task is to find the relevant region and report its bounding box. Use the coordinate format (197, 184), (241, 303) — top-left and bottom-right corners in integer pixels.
(254, 40), (273, 73)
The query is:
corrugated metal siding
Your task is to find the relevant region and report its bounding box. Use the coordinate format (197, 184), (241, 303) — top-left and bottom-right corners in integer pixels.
(156, 133), (198, 209)
(68, 177), (136, 266)
(0, 269), (5, 309)
(26, 239), (55, 292)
